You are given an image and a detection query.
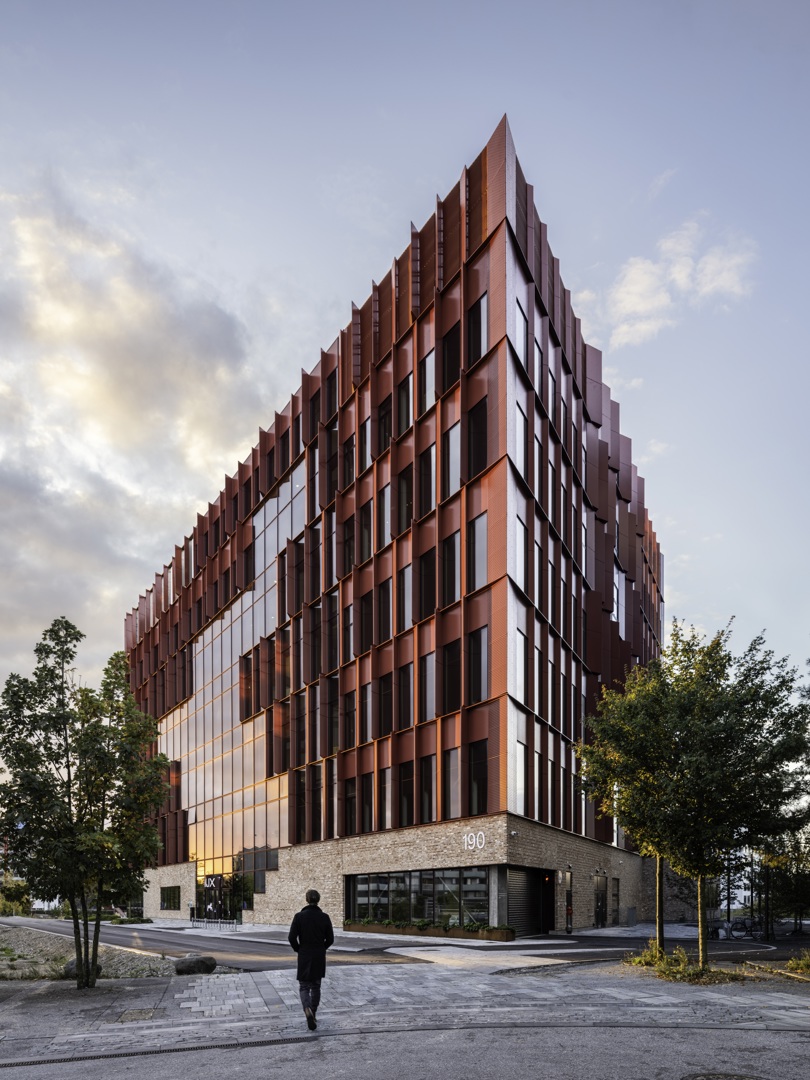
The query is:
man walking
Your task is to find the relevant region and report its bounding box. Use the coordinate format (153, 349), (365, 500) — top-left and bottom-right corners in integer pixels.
(288, 888), (334, 1031)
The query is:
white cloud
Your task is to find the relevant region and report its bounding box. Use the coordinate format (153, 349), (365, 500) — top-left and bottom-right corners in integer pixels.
(602, 366), (643, 392)
(598, 218), (756, 351)
(694, 242), (756, 299)
(636, 438), (672, 466)
(0, 174), (319, 687)
(647, 169), (676, 202)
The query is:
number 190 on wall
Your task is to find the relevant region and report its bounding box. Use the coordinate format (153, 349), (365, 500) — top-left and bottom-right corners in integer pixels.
(463, 831), (485, 851)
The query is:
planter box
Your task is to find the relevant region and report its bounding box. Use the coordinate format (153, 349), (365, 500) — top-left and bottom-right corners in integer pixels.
(343, 922), (515, 942)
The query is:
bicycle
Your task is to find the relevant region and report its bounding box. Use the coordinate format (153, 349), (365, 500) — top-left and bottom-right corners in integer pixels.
(729, 916), (764, 940)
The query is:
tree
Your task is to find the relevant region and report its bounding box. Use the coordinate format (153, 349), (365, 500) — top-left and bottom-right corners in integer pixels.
(580, 622), (810, 968)
(0, 618), (168, 988)
(766, 826), (810, 932)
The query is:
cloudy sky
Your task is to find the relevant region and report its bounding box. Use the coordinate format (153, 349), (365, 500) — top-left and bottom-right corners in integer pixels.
(1, 0), (808, 689)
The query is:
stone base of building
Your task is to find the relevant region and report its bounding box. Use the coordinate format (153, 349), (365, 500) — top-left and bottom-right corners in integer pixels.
(144, 813), (644, 936)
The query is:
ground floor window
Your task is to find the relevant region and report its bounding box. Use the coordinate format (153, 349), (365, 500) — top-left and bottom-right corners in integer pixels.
(193, 862), (277, 918)
(345, 866), (489, 927)
(160, 886), (181, 910)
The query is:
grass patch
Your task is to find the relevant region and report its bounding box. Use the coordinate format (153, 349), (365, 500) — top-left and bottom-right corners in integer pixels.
(625, 938), (747, 984)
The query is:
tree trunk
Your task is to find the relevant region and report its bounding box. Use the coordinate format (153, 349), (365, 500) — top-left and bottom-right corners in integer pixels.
(91, 879), (103, 984)
(697, 874), (708, 969)
(656, 856), (666, 955)
(69, 895), (84, 990)
(80, 891), (92, 988)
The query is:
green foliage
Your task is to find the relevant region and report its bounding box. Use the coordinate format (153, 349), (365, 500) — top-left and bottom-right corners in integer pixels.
(626, 943), (746, 983)
(785, 949), (810, 973)
(627, 938), (665, 967)
(0, 619), (168, 989)
(580, 621), (810, 966)
(765, 826), (810, 925)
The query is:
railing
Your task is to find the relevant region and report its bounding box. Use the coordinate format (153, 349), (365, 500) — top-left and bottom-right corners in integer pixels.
(189, 916), (240, 931)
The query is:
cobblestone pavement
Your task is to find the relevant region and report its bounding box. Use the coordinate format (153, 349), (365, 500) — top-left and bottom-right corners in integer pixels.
(0, 947), (808, 1067)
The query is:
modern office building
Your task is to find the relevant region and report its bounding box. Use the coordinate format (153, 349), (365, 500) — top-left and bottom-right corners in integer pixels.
(126, 117), (664, 935)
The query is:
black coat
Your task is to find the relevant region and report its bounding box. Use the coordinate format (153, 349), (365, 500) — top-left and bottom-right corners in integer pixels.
(288, 904), (334, 982)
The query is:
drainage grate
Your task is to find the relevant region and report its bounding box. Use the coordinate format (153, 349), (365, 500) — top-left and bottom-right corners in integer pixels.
(681, 1073), (768, 1080)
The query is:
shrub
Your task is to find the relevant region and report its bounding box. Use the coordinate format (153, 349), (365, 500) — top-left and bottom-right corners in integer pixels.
(625, 940), (746, 984)
(786, 949), (810, 974)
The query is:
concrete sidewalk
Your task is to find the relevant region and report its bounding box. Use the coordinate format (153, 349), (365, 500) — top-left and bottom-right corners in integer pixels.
(1, 943), (808, 1068)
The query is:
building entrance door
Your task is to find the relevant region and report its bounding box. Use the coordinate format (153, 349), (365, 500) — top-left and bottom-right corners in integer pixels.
(203, 874), (223, 919)
(593, 874), (608, 928)
(507, 867), (555, 936)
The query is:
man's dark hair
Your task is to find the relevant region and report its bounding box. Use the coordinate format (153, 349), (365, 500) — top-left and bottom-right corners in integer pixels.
(305, 889), (321, 905)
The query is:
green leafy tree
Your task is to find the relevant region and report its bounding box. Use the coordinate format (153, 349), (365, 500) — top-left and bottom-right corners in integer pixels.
(0, 618), (168, 987)
(766, 826), (810, 931)
(580, 622), (810, 968)
(0, 877), (31, 916)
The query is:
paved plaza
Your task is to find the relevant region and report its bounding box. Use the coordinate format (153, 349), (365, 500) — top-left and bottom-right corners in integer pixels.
(0, 935), (808, 1077)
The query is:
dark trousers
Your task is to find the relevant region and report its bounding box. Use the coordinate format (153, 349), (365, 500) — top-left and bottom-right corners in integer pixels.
(298, 980), (321, 1014)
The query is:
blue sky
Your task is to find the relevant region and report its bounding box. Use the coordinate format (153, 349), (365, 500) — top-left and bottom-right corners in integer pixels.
(1, 0), (808, 687)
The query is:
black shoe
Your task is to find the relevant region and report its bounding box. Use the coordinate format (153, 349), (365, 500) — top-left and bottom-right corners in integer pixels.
(305, 1007), (317, 1031)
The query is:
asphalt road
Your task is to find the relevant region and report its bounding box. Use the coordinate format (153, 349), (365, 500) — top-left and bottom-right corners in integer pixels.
(7, 916), (795, 970)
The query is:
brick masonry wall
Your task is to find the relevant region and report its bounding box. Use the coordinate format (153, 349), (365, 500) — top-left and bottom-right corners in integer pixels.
(145, 811), (645, 932)
(143, 861), (198, 920)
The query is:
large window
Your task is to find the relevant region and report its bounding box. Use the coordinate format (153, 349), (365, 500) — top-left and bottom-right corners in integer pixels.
(419, 651), (435, 723)
(418, 445), (436, 517)
(442, 639), (461, 714)
(397, 464), (413, 534)
(467, 513), (487, 593)
(467, 627), (488, 704)
(468, 293), (488, 366)
(442, 322), (461, 390)
(397, 373), (412, 436)
(440, 531), (460, 606)
(379, 768), (391, 830)
(343, 434), (355, 488)
(441, 423), (460, 499)
(358, 499), (373, 563)
(516, 516), (528, 593)
(361, 773), (373, 833)
(396, 564), (412, 633)
(516, 629), (528, 704)
(342, 603), (353, 663)
(359, 591), (373, 653)
(160, 886), (181, 910)
(418, 349), (435, 415)
(515, 299), (528, 368)
(379, 672), (393, 736)
(442, 748), (460, 819)
(343, 690), (356, 750)
(358, 417), (371, 472)
(419, 548), (436, 619)
(468, 398), (487, 478)
(344, 778), (357, 835)
(377, 484), (390, 549)
(419, 754), (436, 823)
(345, 867), (488, 926)
(324, 591), (338, 671)
(397, 662), (413, 729)
(399, 761), (414, 826)
(360, 683), (372, 743)
(378, 395), (392, 454)
(378, 578), (392, 641)
(343, 516), (354, 576)
(516, 403), (528, 481)
(469, 739), (488, 815)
